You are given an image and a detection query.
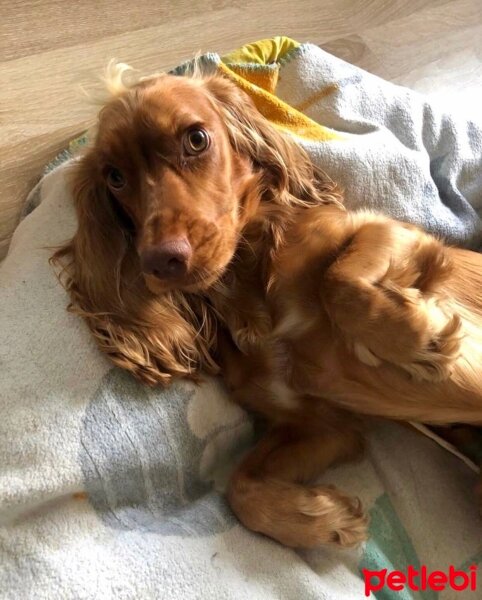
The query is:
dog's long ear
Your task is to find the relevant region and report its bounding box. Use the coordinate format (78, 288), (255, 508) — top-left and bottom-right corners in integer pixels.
(204, 75), (342, 210)
(52, 149), (218, 385)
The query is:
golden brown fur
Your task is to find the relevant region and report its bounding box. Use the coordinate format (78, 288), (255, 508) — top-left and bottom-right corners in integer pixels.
(53, 69), (482, 549)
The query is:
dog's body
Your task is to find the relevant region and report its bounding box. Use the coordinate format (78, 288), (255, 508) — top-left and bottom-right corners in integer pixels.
(55, 69), (482, 549)
(211, 203), (482, 548)
(217, 206), (482, 425)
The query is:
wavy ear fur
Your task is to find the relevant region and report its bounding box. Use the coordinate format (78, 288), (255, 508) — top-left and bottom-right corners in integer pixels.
(52, 150), (219, 386)
(199, 75), (344, 347)
(204, 76), (343, 223)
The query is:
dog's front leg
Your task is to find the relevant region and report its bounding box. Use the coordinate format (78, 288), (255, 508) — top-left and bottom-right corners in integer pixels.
(227, 422), (368, 548)
(218, 328), (368, 548)
(321, 219), (462, 381)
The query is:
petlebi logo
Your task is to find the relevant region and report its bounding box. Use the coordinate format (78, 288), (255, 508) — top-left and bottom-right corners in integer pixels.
(362, 565), (477, 596)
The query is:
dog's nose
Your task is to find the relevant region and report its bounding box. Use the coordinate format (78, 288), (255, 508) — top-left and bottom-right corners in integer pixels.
(141, 238), (192, 279)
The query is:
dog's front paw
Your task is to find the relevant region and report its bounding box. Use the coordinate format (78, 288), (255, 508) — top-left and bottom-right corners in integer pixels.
(400, 308), (462, 382)
(229, 477), (368, 549)
(287, 485), (369, 548)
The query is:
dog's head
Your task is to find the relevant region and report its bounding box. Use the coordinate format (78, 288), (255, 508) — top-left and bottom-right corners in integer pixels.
(90, 74), (263, 294)
(54, 67), (338, 384)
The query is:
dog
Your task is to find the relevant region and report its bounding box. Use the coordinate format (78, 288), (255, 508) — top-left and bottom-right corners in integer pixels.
(54, 67), (482, 549)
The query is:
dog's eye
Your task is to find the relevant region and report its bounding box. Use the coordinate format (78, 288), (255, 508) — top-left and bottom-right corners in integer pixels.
(106, 167), (126, 190)
(183, 128), (210, 155)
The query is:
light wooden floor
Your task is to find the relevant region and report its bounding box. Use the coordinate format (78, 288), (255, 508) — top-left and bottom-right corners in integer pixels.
(1, 0), (481, 258)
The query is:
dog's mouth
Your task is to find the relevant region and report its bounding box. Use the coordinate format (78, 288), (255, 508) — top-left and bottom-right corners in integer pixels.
(143, 265), (225, 295)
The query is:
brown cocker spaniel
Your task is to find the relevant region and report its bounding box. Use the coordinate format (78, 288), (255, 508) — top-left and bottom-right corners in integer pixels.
(54, 67), (482, 549)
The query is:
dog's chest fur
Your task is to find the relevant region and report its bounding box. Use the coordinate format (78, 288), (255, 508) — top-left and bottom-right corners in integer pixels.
(208, 215), (348, 411)
(216, 279), (340, 411)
